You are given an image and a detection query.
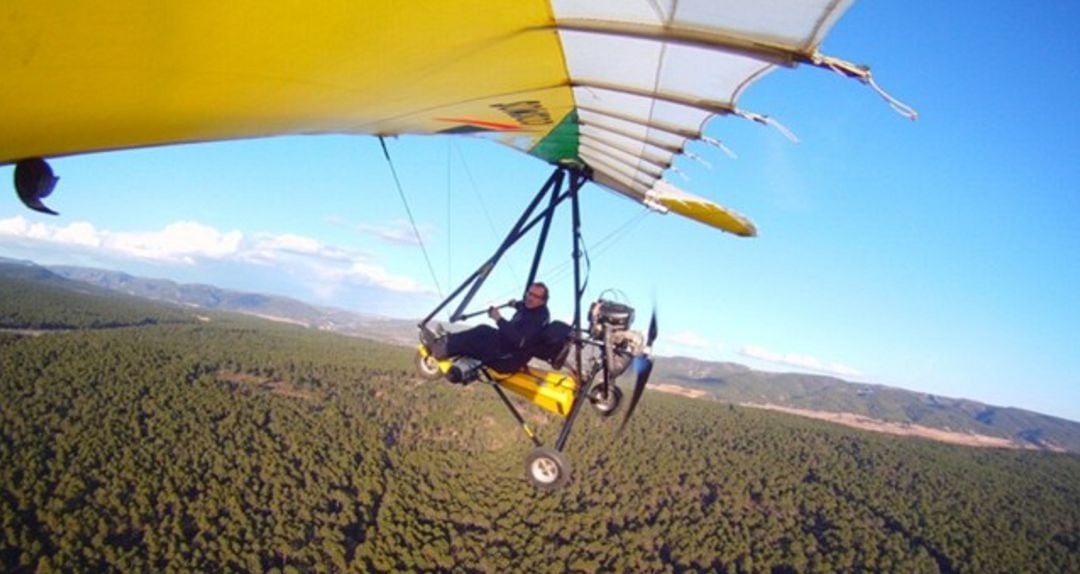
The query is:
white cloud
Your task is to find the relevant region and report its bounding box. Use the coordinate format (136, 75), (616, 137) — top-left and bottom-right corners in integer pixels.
(0, 215), (433, 296)
(242, 233), (338, 264)
(739, 344), (863, 378)
(654, 329), (725, 361)
(0, 217), (243, 264)
(667, 330), (712, 349)
(259, 233), (322, 254)
(0, 216), (50, 240)
(355, 219), (433, 246)
(52, 221), (102, 248)
(105, 221), (243, 263)
(344, 261), (429, 293)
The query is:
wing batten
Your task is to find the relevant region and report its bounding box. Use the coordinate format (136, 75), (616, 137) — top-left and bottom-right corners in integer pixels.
(583, 153), (661, 189)
(571, 79), (737, 117)
(577, 133), (672, 170)
(543, 19), (806, 67)
(579, 140), (666, 179)
(578, 113), (686, 151)
(577, 106), (699, 142)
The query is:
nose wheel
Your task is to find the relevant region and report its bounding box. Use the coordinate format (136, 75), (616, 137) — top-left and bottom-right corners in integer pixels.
(524, 447), (570, 490)
(414, 349), (443, 380)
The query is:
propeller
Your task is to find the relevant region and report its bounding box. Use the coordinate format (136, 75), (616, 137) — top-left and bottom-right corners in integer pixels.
(14, 158), (60, 215)
(619, 308), (657, 433)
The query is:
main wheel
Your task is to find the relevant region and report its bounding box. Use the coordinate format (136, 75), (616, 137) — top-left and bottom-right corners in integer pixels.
(524, 447), (571, 490)
(588, 384), (623, 417)
(414, 350), (442, 380)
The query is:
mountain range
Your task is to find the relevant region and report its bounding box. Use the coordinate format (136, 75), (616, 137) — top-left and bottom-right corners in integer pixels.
(4, 257), (1079, 453)
(44, 263), (421, 345)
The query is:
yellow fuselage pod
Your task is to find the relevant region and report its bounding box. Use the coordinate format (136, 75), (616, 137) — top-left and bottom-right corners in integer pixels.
(486, 367), (578, 417)
(417, 344), (578, 416)
(417, 344), (455, 373)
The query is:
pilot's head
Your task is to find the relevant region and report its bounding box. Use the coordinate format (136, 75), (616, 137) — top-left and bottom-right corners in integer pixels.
(525, 282), (549, 309)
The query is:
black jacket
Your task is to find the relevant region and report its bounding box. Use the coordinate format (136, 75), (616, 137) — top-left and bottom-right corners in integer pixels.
(495, 301), (550, 354)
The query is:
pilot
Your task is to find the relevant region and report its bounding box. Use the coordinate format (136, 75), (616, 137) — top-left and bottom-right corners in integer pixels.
(423, 282), (551, 372)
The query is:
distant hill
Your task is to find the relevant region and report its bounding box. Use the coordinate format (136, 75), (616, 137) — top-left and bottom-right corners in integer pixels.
(8, 258), (1079, 453)
(652, 355), (1080, 453)
(0, 258), (195, 329)
(46, 264), (420, 345)
(0, 257), (113, 292)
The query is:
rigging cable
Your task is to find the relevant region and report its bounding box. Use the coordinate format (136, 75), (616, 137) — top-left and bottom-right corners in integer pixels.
(542, 209), (647, 287)
(452, 141), (523, 286)
(446, 140), (452, 291)
(578, 224), (591, 298)
(378, 136), (444, 299)
(490, 208), (646, 303)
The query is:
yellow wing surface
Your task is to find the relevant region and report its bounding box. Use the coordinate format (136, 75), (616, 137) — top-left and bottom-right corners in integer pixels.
(1, 1), (907, 236)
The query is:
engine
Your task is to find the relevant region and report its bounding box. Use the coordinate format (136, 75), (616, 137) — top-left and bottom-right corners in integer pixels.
(587, 296), (644, 378)
(588, 298), (634, 339)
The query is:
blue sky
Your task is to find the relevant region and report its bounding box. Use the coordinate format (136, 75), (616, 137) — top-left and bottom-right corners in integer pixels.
(3, 1), (1079, 422)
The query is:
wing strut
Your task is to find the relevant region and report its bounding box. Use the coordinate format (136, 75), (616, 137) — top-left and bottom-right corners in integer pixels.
(419, 168), (573, 325)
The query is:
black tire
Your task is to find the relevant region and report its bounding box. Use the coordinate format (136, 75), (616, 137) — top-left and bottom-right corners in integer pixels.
(588, 384), (622, 417)
(524, 447), (571, 490)
(414, 350), (442, 380)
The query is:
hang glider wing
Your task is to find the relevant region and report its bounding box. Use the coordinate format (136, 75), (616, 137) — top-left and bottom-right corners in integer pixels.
(1, 0), (911, 236)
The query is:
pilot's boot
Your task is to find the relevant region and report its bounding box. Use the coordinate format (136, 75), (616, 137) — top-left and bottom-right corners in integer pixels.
(550, 340), (571, 370)
(420, 326), (449, 359)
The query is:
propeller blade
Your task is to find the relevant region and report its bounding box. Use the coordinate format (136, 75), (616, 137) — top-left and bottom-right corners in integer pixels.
(618, 355), (653, 433)
(646, 309), (658, 346)
(618, 308), (657, 433)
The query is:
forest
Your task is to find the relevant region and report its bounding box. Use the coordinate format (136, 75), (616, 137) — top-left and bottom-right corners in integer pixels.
(1, 276), (1079, 573)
